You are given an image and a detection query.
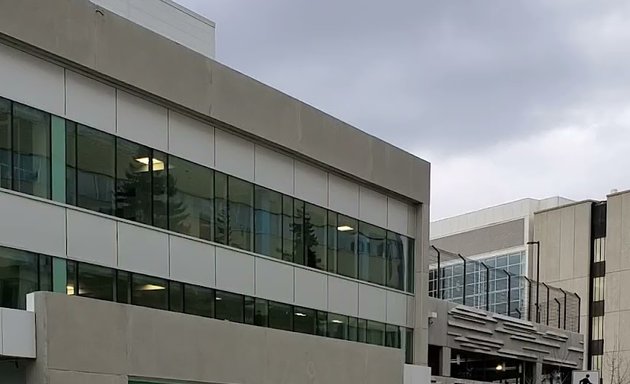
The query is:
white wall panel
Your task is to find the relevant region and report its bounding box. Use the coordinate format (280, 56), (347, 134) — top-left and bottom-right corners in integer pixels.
(215, 247), (254, 296)
(386, 291), (407, 326)
(294, 268), (327, 311)
(328, 174), (359, 218)
(65, 71), (116, 133)
(255, 258), (293, 303)
(254, 145), (294, 195)
(0, 308), (35, 358)
(0, 192), (65, 257)
(117, 222), (169, 278)
(116, 91), (168, 150)
(214, 129), (255, 181)
(0, 43), (64, 115)
(328, 276), (358, 317)
(358, 284), (387, 322)
(169, 235), (215, 287)
(406, 296), (415, 328)
(168, 111), (214, 168)
(387, 198), (409, 235)
(359, 187), (387, 228)
(294, 161), (327, 207)
(66, 210), (117, 268)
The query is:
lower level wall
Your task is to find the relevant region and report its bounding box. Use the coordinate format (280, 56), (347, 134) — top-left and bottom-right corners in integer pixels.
(26, 292), (404, 384)
(0, 361), (25, 384)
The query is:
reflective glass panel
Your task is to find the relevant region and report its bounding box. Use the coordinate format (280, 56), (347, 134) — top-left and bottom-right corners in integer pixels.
(337, 215), (358, 278)
(152, 151), (168, 230)
(293, 307), (317, 335)
(366, 320), (385, 346)
(116, 270), (130, 304)
(169, 281), (183, 312)
(132, 274), (168, 310)
(385, 324), (400, 348)
(65, 122), (76, 205)
(76, 125), (115, 214)
(215, 291), (244, 322)
(327, 313), (349, 340)
(281, 195), (294, 262)
(77, 263), (114, 301)
(228, 177), (253, 251)
(327, 211), (337, 273)
(12, 103), (50, 198)
(293, 200), (305, 265)
(268, 301), (293, 331)
(0, 98), (11, 189)
(0, 247), (39, 310)
(115, 138), (152, 224)
(214, 172), (228, 245)
(386, 231), (405, 290)
(184, 284), (214, 318)
(254, 186), (282, 258)
(305, 203), (326, 270)
(169, 156), (213, 240)
(359, 222), (386, 285)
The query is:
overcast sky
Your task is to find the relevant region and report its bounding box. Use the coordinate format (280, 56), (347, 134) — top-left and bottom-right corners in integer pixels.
(175, 0), (630, 220)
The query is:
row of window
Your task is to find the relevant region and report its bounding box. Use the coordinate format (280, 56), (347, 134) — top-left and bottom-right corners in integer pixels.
(0, 96), (415, 292)
(0, 244), (413, 360)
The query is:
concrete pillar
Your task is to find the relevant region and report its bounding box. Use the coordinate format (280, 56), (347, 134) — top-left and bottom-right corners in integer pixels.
(533, 362), (543, 384)
(441, 346), (451, 377)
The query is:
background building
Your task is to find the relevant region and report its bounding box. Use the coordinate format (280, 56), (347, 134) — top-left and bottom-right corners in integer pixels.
(0, 1), (431, 383)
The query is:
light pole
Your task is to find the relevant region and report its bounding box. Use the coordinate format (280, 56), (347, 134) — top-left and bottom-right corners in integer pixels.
(527, 241), (541, 322)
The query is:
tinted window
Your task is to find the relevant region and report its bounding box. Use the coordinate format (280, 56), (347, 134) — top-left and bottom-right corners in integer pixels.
(132, 274), (168, 310)
(116, 270), (131, 304)
(348, 317), (358, 341)
(38, 255), (53, 292)
(152, 151), (168, 230)
(215, 291), (244, 322)
(327, 211), (337, 273)
(169, 156), (213, 240)
(228, 177), (253, 251)
(386, 231), (405, 290)
(169, 281), (183, 312)
(327, 313), (349, 340)
(214, 172), (228, 245)
(337, 215), (358, 278)
(385, 324), (400, 348)
(184, 284), (214, 318)
(359, 222), (386, 285)
(65, 122), (76, 205)
(75, 125), (115, 214)
(254, 186), (282, 258)
(66, 260), (77, 296)
(268, 301), (293, 331)
(0, 99), (11, 189)
(367, 320), (385, 346)
(293, 200), (305, 265)
(12, 103), (50, 198)
(281, 195), (294, 262)
(406, 238), (415, 293)
(255, 298), (269, 327)
(115, 138), (152, 224)
(78, 263), (114, 301)
(294, 307), (317, 335)
(305, 203), (327, 270)
(0, 247), (38, 309)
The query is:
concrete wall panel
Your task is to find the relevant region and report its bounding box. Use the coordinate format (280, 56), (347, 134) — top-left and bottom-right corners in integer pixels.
(254, 145), (294, 195)
(0, 192), (66, 257)
(0, 43), (64, 115)
(116, 90), (168, 151)
(214, 129), (255, 181)
(294, 268), (327, 311)
(168, 110), (214, 168)
(559, 207), (575, 281)
(254, 258), (294, 303)
(117, 222), (169, 278)
(329, 174), (359, 218)
(168, 235), (215, 287)
(215, 247), (254, 296)
(65, 71), (116, 133)
(359, 187), (387, 228)
(1, 308), (35, 358)
(358, 284), (387, 322)
(387, 197), (408, 235)
(67, 210), (117, 267)
(328, 276), (358, 317)
(294, 161), (328, 207)
(386, 290), (407, 326)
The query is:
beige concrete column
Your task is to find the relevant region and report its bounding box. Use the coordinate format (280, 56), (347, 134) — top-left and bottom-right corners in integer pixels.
(440, 346), (451, 377)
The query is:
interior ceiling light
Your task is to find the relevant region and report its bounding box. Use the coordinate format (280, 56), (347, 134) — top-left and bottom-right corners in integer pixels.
(331, 319), (344, 324)
(141, 284), (165, 291)
(135, 157), (165, 171)
(496, 364), (504, 371)
(295, 312), (307, 317)
(337, 225), (354, 232)
(66, 285), (75, 295)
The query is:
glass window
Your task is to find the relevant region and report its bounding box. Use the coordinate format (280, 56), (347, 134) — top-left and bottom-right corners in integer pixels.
(0, 247), (38, 309)
(169, 281), (183, 312)
(184, 284), (214, 318)
(385, 324), (400, 348)
(132, 274), (168, 310)
(77, 263), (114, 301)
(244, 296), (255, 324)
(406, 238), (415, 293)
(214, 172), (228, 245)
(348, 317), (359, 342)
(168, 156), (213, 240)
(115, 138), (152, 224)
(358, 319), (367, 343)
(74, 125), (115, 214)
(293, 200), (305, 265)
(38, 255), (53, 292)
(327, 313), (349, 340)
(215, 291), (244, 323)
(254, 186), (282, 259)
(152, 151), (168, 230)
(66, 260), (77, 295)
(0, 98), (12, 189)
(304, 203), (327, 270)
(386, 231), (405, 290)
(316, 311), (327, 336)
(65, 122), (77, 205)
(327, 211), (337, 273)
(405, 328), (414, 364)
(268, 301), (293, 331)
(294, 307), (317, 335)
(12, 103), (50, 198)
(255, 298), (269, 327)
(366, 320), (385, 346)
(281, 195), (294, 262)
(116, 270), (130, 304)
(359, 222), (386, 285)
(337, 215), (358, 278)
(228, 177), (253, 251)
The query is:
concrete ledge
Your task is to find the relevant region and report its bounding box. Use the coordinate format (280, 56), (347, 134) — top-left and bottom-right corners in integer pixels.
(0, 307), (36, 358)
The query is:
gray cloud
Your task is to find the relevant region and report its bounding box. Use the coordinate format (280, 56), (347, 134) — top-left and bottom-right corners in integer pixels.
(176, 0), (630, 217)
